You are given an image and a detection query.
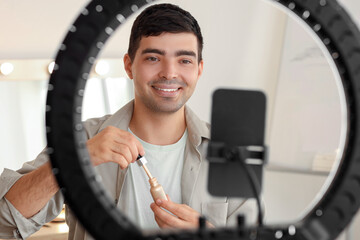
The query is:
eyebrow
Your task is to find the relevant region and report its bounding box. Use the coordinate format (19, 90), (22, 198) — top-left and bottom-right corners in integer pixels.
(175, 50), (197, 58)
(141, 48), (165, 55)
(141, 48), (197, 58)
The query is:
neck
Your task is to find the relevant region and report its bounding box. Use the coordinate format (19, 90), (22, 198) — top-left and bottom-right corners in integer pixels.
(129, 100), (187, 145)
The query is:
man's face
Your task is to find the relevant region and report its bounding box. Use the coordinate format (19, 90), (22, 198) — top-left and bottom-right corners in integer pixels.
(124, 32), (203, 114)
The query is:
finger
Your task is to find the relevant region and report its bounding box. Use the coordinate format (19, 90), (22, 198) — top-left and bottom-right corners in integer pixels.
(110, 152), (128, 169)
(156, 199), (198, 222)
(110, 143), (133, 164)
(100, 127), (142, 161)
(113, 132), (145, 161)
(131, 138), (145, 160)
(207, 221), (215, 228)
(94, 144), (130, 168)
(150, 203), (187, 228)
(155, 194), (171, 206)
(166, 194), (171, 201)
(154, 216), (171, 229)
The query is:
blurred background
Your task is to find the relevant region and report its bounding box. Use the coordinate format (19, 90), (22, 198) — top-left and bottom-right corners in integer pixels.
(1, 0), (360, 239)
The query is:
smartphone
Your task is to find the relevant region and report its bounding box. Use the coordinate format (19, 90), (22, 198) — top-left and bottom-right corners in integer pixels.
(207, 88), (266, 198)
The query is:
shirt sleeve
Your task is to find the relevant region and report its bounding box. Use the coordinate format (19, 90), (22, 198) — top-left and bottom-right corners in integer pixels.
(0, 149), (65, 239)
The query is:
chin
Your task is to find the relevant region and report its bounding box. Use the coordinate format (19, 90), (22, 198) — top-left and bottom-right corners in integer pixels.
(148, 101), (185, 114)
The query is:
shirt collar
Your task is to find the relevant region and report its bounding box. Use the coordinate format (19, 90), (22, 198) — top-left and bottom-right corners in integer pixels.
(184, 105), (210, 147)
(106, 100), (210, 147)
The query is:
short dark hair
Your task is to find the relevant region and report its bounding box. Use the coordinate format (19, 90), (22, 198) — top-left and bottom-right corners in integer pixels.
(127, 3), (203, 63)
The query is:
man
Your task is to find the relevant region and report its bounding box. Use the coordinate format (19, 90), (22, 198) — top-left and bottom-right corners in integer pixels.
(0, 3), (256, 239)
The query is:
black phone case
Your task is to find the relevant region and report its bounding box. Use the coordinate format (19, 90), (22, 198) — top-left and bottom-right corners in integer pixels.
(207, 88), (266, 198)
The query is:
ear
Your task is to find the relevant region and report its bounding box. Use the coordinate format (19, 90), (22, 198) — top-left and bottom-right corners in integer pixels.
(197, 60), (204, 80)
(123, 54), (133, 79)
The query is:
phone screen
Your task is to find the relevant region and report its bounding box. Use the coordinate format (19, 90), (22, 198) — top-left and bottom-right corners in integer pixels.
(207, 89), (266, 198)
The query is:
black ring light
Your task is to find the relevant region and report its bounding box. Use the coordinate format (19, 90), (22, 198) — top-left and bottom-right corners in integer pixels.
(45, 0), (360, 239)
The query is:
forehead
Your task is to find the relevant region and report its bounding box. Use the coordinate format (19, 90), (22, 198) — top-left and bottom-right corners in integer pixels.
(137, 32), (198, 54)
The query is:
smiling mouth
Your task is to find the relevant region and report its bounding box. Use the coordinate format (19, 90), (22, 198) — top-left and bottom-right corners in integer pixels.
(153, 86), (180, 92)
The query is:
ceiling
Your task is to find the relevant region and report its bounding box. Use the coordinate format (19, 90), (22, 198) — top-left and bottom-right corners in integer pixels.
(0, 0), (359, 60)
(0, 0), (220, 59)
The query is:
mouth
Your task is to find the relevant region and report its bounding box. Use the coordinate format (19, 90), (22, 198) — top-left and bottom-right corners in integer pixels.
(151, 85), (182, 97)
(153, 86), (180, 92)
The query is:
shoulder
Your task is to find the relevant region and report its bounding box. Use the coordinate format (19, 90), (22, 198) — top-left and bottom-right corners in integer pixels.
(83, 100), (134, 138)
(82, 115), (112, 138)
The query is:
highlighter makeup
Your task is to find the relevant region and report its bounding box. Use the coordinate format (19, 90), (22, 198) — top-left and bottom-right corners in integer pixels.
(137, 155), (167, 201)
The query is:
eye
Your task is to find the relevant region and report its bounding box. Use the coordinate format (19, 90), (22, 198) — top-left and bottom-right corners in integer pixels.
(146, 56), (158, 62)
(180, 59), (192, 64)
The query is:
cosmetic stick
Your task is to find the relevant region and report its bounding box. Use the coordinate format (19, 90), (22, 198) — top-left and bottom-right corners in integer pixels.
(136, 155), (167, 201)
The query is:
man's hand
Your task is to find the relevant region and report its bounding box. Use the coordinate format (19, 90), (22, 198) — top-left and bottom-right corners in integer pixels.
(150, 195), (214, 229)
(86, 126), (144, 168)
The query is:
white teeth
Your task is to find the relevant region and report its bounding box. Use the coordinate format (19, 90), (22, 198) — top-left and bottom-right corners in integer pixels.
(154, 87), (178, 92)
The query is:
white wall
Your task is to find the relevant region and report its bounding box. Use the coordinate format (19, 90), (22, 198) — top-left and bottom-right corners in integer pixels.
(1, 0), (290, 170)
(0, 80), (47, 171)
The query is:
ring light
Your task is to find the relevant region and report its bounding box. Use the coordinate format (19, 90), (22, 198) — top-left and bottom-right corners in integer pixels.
(46, 0), (360, 239)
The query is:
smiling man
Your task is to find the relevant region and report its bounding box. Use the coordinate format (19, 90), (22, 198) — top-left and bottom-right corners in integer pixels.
(127, 33), (201, 115)
(0, 3), (256, 240)
(126, 32), (202, 143)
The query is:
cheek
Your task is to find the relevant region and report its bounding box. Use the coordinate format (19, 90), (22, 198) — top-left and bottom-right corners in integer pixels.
(184, 72), (200, 86)
(134, 65), (159, 81)
(183, 65), (201, 78)
(132, 70), (154, 91)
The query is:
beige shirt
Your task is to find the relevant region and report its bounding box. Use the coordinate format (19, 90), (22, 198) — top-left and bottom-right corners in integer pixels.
(0, 101), (256, 240)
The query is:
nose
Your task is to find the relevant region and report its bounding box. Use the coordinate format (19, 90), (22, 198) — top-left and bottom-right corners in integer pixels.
(159, 60), (178, 80)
